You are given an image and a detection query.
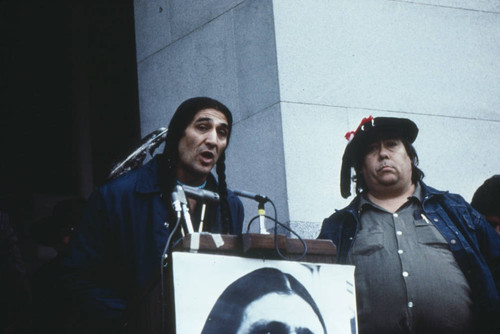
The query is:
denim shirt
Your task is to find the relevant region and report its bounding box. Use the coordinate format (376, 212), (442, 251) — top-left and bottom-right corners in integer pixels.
(319, 182), (500, 333)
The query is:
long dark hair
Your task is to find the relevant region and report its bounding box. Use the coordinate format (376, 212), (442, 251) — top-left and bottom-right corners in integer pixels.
(352, 137), (425, 195)
(201, 267), (327, 334)
(161, 97), (234, 233)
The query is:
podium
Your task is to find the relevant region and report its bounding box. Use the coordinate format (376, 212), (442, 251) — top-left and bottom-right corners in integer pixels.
(180, 233), (337, 263)
(126, 234), (357, 334)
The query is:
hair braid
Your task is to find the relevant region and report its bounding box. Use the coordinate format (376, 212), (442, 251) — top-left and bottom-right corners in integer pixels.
(157, 155), (178, 221)
(215, 152), (233, 233)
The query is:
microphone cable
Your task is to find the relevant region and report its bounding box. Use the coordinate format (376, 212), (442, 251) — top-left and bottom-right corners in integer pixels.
(159, 213), (182, 334)
(245, 197), (308, 261)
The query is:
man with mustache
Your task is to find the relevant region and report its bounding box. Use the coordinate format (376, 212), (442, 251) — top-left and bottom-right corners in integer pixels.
(319, 116), (500, 334)
(61, 97), (244, 333)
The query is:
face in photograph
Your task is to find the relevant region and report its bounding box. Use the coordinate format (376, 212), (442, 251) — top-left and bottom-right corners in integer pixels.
(236, 291), (325, 334)
(201, 267), (327, 334)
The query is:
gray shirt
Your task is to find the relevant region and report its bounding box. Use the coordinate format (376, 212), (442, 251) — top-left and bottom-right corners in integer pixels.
(349, 183), (473, 334)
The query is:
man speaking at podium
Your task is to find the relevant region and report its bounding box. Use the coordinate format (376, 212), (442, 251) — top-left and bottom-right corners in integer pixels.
(319, 116), (500, 334)
(61, 97), (244, 332)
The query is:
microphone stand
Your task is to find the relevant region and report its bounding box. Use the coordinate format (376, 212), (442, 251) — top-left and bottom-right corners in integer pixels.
(199, 203), (207, 232)
(174, 185), (194, 234)
(233, 189), (270, 234)
(180, 185), (220, 233)
(258, 200), (269, 234)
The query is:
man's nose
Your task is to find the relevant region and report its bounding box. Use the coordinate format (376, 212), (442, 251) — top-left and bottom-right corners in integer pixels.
(205, 129), (217, 145)
(379, 144), (390, 159)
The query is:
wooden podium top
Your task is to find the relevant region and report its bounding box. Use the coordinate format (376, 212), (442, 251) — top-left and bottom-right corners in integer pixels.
(177, 233), (337, 264)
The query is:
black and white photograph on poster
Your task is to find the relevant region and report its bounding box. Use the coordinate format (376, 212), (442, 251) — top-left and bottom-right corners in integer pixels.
(172, 252), (357, 334)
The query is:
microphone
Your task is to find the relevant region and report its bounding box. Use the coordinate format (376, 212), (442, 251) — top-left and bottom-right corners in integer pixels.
(182, 185), (220, 203)
(173, 185), (194, 234)
(233, 189), (269, 203)
(234, 189), (270, 234)
(171, 191), (182, 215)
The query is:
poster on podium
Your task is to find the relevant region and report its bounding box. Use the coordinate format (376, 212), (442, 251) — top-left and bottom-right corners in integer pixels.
(172, 252), (357, 334)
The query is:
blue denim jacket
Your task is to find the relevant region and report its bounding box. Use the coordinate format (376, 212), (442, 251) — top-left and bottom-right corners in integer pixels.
(61, 155), (244, 331)
(319, 182), (500, 332)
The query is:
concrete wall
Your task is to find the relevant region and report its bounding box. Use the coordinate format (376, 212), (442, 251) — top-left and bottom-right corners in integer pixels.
(134, 0), (288, 233)
(273, 0), (500, 236)
(134, 0), (500, 238)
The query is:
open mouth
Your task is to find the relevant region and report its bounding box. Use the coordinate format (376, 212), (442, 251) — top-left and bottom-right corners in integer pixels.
(200, 151), (215, 163)
(201, 151), (214, 158)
